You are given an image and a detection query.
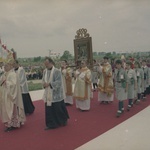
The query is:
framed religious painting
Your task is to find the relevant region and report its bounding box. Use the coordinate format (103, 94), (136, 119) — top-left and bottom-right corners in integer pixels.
(73, 28), (93, 68)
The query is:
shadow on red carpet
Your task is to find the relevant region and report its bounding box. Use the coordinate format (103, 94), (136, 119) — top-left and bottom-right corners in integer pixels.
(0, 92), (149, 150)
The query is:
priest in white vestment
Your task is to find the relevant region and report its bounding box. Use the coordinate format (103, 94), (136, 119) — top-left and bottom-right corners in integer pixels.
(98, 56), (114, 104)
(0, 58), (26, 132)
(13, 60), (35, 115)
(61, 60), (73, 105)
(74, 60), (92, 111)
(42, 57), (69, 130)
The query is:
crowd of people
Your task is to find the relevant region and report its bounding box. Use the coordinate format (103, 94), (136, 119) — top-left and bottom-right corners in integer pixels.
(92, 57), (150, 117)
(26, 69), (43, 80)
(61, 56), (150, 118)
(0, 53), (150, 132)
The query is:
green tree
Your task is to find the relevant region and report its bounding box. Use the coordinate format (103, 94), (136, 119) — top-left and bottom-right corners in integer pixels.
(93, 52), (97, 56)
(105, 52), (111, 58)
(60, 50), (73, 60)
(34, 56), (41, 62)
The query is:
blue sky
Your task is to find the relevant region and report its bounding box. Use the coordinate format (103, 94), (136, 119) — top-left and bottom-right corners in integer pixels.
(0, 0), (150, 58)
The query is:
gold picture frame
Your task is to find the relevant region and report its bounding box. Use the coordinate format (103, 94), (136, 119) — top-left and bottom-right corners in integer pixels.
(73, 28), (93, 68)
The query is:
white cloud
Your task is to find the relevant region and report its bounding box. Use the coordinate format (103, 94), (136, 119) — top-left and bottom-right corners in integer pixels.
(0, 0), (150, 57)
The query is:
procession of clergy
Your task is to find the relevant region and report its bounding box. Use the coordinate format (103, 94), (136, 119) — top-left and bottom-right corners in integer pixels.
(0, 53), (150, 132)
(62, 56), (150, 117)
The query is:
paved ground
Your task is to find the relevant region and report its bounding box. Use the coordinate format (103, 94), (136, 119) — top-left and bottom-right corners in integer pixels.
(76, 105), (150, 150)
(29, 89), (150, 150)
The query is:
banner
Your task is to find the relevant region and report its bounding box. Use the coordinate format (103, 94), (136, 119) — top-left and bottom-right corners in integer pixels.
(0, 38), (14, 62)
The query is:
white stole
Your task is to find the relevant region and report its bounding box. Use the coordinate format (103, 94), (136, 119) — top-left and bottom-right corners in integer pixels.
(42, 66), (55, 106)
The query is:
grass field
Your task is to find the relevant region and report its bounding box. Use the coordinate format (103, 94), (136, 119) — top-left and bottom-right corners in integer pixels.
(27, 78), (76, 91)
(28, 80), (43, 91)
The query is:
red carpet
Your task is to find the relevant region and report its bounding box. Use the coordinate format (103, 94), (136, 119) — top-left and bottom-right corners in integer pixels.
(0, 92), (150, 150)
